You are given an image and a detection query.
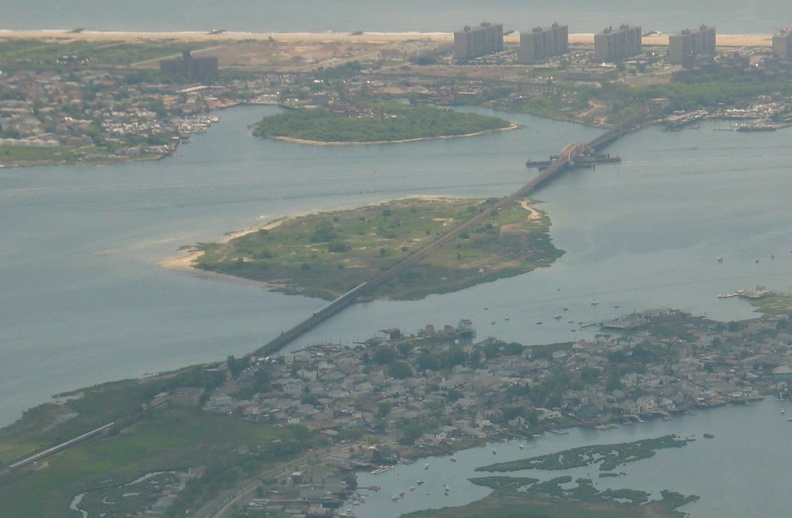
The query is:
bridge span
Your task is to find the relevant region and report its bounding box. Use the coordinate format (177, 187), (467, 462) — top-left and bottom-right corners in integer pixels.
(251, 117), (646, 358)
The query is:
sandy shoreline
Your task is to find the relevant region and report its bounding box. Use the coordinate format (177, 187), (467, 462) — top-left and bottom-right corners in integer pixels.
(158, 194), (474, 289)
(0, 29), (774, 47)
(268, 122), (521, 146)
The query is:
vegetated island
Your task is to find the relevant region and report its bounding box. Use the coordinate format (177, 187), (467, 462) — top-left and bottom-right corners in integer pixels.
(251, 101), (516, 144)
(410, 478), (698, 518)
(409, 436), (698, 518)
(476, 435), (690, 473)
(188, 197), (563, 300)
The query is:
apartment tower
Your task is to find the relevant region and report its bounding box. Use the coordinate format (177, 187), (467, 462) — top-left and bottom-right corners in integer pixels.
(594, 24), (642, 62)
(454, 22), (504, 61)
(669, 25), (716, 65)
(519, 23), (569, 63)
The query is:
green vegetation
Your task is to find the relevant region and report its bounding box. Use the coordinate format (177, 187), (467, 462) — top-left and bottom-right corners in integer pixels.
(192, 197), (564, 300)
(0, 146), (82, 166)
(0, 369), (316, 518)
(252, 102), (513, 143)
(0, 38), (217, 70)
(477, 435), (690, 473)
(403, 479), (697, 518)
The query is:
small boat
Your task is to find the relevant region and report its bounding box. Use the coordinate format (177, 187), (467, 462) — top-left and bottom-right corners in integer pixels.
(416, 479), (424, 485)
(590, 300), (600, 306)
(492, 449), (497, 454)
(409, 486), (415, 491)
(424, 463), (429, 469)
(717, 257), (723, 262)
(443, 484), (451, 492)
(391, 494), (399, 501)
(399, 489), (406, 496)
(536, 321), (542, 325)
(450, 455), (457, 462)
(519, 443), (524, 449)
(554, 313), (562, 319)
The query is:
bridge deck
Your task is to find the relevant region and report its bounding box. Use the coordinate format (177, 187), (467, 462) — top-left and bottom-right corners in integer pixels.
(251, 114), (649, 358)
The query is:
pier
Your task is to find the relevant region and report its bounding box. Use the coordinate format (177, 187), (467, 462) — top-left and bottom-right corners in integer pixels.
(251, 115), (648, 358)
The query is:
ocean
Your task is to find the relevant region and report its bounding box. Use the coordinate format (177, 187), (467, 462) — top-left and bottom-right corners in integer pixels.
(4, 0), (792, 34)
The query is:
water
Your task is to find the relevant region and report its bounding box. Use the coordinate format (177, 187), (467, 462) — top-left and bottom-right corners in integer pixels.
(351, 398), (792, 518)
(2, 105), (790, 429)
(4, 0), (792, 34)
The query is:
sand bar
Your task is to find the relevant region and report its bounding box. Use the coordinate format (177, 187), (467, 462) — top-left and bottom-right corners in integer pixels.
(0, 29), (774, 47)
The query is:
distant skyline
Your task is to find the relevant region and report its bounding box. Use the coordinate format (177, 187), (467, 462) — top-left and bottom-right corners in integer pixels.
(4, 0), (792, 34)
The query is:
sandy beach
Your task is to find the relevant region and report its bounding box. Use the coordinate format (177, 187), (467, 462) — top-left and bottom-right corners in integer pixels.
(0, 29), (774, 47)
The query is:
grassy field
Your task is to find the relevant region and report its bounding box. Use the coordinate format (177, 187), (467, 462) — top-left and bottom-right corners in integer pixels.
(192, 197), (563, 300)
(0, 38), (217, 68)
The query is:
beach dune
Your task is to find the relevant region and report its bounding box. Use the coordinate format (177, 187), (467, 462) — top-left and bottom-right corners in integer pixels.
(0, 29), (774, 47)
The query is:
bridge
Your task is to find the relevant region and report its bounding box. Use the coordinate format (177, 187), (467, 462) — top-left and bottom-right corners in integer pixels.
(251, 116), (648, 358)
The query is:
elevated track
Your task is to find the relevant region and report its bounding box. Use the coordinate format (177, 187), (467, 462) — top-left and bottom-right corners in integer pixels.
(251, 115), (648, 358)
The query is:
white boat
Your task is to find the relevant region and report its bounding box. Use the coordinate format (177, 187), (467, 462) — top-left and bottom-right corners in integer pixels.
(590, 300), (600, 306)
(424, 463), (429, 469)
(450, 455), (457, 462)
(416, 479), (424, 485)
(391, 494), (399, 501)
(554, 313), (562, 319)
(519, 443), (524, 449)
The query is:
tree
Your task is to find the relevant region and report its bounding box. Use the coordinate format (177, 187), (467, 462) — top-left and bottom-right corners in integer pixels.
(376, 402), (392, 418)
(388, 361), (413, 379)
(372, 346), (397, 365)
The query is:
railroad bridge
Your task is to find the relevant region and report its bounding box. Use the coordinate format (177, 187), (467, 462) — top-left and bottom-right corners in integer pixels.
(251, 116), (647, 358)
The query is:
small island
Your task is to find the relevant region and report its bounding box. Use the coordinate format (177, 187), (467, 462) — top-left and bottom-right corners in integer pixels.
(252, 101), (516, 144)
(188, 197), (563, 300)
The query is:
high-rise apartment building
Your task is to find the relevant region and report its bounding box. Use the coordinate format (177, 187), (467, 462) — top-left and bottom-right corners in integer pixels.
(669, 25), (716, 65)
(160, 50), (218, 81)
(772, 28), (792, 60)
(454, 22), (504, 61)
(519, 23), (569, 63)
(594, 24), (642, 62)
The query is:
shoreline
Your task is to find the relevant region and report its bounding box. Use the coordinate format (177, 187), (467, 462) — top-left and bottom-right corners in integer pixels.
(0, 29), (774, 47)
(266, 122), (521, 146)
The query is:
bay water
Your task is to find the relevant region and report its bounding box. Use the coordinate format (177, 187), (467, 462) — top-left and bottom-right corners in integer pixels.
(352, 398), (792, 518)
(2, 105), (792, 516)
(2, 105), (791, 426)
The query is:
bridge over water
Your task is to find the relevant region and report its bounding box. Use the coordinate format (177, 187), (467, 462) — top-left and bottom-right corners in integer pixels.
(251, 116), (648, 358)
